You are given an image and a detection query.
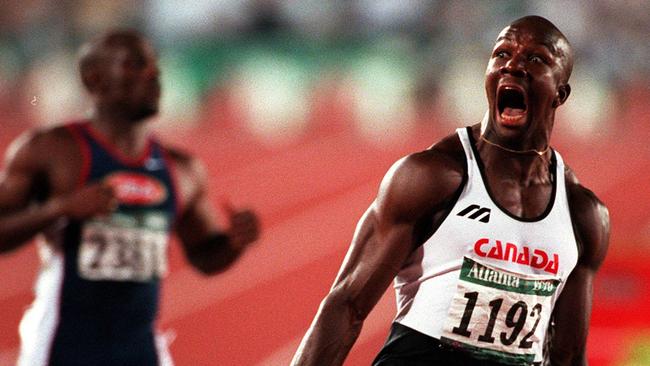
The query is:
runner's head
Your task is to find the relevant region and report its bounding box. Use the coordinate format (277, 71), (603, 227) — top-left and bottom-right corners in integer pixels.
(79, 30), (161, 122)
(484, 16), (573, 143)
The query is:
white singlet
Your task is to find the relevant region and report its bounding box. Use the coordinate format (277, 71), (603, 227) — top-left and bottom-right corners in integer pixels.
(393, 127), (579, 365)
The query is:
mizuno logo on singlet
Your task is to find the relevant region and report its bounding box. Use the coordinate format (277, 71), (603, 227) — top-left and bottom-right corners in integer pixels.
(457, 204), (491, 223)
(474, 238), (559, 275)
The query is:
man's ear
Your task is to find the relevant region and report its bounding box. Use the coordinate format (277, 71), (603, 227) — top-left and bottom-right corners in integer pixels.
(81, 68), (104, 94)
(553, 84), (571, 107)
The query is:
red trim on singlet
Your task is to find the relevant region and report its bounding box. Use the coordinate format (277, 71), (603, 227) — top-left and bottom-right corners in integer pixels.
(64, 123), (92, 188)
(80, 122), (153, 167)
(159, 146), (184, 227)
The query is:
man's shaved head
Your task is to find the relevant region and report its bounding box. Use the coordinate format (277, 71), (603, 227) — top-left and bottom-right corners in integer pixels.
(503, 16), (574, 83)
(77, 29), (160, 121)
(484, 15), (575, 143)
(78, 30), (149, 91)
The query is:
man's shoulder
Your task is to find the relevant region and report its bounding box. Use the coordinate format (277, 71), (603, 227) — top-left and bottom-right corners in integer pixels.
(159, 144), (193, 166)
(399, 129), (466, 179)
(379, 130), (466, 210)
(141, 140), (207, 209)
(564, 165), (607, 213)
(7, 123), (79, 159)
(156, 143), (206, 182)
(564, 165), (610, 268)
(26, 122), (77, 141)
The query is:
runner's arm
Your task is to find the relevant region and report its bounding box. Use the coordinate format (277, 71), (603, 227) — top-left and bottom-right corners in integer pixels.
(291, 152), (462, 366)
(174, 155), (259, 275)
(547, 184), (610, 365)
(0, 132), (54, 252)
(0, 131), (117, 253)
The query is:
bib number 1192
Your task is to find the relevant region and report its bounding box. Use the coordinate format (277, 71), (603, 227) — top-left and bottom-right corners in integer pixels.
(451, 291), (543, 349)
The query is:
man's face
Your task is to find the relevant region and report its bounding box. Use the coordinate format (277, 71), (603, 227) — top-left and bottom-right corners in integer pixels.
(484, 21), (569, 138)
(97, 40), (161, 121)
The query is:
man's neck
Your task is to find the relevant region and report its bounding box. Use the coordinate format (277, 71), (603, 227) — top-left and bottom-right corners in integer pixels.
(478, 142), (552, 186)
(476, 123), (553, 187)
(89, 113), (150, 159)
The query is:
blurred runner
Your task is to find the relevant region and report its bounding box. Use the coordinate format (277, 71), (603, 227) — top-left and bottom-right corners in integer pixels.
(0, 30), (260, 366)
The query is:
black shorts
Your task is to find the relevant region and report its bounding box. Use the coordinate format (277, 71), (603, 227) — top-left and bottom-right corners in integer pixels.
(373, 323), (541, 366)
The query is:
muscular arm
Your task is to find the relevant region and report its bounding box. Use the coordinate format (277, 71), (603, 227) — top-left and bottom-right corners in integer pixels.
(0, 132), (58, 252)
(173, 153), (259, 275)
(291, 145), (464, 366)
(0, 130), (116, 253)
(547, 174), (610, 365)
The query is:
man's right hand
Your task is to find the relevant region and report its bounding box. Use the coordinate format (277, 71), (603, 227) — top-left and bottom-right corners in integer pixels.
(54, 182), (118, 220)
(1, 176), (117, 253)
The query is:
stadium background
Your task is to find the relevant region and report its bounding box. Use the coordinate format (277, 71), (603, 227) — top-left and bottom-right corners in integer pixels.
(0, 1), (649, 365)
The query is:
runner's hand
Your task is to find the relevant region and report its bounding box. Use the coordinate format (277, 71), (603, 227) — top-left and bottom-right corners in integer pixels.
(56, 181), (118, 220)
(222, 200), (259, 250)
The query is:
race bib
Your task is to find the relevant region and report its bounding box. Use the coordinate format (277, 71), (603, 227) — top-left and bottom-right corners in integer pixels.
(440, 257), (560, 365)
(78, 211), (170, 282)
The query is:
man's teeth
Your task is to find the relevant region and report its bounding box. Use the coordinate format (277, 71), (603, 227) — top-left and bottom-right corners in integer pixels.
(502, 107), (525, 116)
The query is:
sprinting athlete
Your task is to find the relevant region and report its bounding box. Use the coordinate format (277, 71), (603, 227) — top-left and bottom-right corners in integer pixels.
(291, 16), (609, 366)
(0, 30), (259, 366)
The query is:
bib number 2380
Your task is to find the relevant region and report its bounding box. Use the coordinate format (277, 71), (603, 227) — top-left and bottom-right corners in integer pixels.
(440, 257), (559, 364)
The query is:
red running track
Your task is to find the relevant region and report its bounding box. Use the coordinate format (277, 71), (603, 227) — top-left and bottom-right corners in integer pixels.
(1, 115), (649, 365)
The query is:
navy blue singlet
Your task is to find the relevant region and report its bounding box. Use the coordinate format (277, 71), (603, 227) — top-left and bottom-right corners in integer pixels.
(17, 121), (178, 366)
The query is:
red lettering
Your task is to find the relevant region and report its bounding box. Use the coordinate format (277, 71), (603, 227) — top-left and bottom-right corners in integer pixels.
(504, 242), (518, 262)
(474, 238), (490, 257)
(545, 254), (559, 274)
(531, 249), (549, 269)
(516, 247), (530, 265)
(487, 240), (504, 259)
(473, 238), (559, 274)
(106, 173), (166, 205)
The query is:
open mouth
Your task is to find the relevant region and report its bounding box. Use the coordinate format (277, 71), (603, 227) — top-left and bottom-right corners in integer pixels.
(497, 87), (527, 124)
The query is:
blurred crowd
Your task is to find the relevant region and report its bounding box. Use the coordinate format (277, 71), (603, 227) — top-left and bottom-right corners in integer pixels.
(0, 0), (648, 141)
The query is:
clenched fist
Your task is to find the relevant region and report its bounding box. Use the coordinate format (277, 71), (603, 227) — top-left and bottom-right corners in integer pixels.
(56, 181), (118, 220)
(224, 204), (260, 251)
